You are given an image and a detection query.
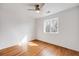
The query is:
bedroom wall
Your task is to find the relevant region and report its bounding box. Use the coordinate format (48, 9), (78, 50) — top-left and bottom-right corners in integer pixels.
(0, 4), (36, 49)
(36, 6), (79, 51)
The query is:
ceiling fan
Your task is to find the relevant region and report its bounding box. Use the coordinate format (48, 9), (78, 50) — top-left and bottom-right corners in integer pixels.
(27, 3), (44, 13)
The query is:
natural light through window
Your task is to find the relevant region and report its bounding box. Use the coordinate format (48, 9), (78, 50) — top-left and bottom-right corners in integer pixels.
(18, 35), (28, 46)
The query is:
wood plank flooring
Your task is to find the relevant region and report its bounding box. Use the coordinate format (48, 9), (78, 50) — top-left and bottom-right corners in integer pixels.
(0, 39), (79, 56)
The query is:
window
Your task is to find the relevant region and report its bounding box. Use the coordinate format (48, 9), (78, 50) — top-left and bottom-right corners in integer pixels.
(44, 17), (59, 33)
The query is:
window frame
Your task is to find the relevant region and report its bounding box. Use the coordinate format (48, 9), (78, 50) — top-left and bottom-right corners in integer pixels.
(44, 17), (59, 34)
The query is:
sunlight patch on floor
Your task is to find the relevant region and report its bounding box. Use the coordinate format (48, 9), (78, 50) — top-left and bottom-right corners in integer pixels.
(28, 42), (39, 46)
(39, 48), (55, 56)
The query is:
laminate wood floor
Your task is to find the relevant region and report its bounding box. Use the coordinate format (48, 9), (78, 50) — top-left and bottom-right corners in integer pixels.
(0, 39), (79, 56)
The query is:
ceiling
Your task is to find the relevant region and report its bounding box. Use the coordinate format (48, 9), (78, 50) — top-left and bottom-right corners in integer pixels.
(0, 3), (79, 19)
(24, 3), (79, 19)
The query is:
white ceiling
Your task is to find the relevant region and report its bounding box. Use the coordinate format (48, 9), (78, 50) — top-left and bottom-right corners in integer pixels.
(0, 3), (79, 19)
(24, 3), (79, 19)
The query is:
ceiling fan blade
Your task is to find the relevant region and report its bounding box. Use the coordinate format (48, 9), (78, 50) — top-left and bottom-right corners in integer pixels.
(27, 9), (35, 11)
(40, 3), (45, 9)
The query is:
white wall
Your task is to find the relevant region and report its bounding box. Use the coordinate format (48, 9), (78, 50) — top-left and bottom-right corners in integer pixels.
(0, 4), (36, 49)
(36, 6), (79, 51)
